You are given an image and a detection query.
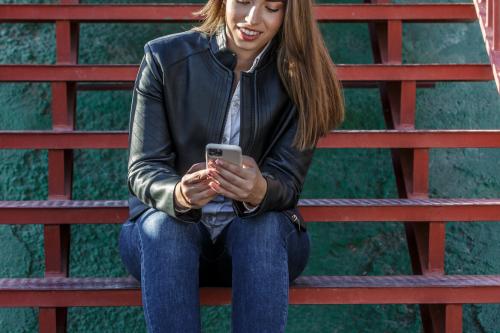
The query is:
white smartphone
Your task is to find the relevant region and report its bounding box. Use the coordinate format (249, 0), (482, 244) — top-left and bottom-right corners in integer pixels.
(205, 143), (242, 168)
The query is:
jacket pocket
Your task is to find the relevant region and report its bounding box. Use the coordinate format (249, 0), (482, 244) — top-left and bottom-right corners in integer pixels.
(281, 207), (307, 232)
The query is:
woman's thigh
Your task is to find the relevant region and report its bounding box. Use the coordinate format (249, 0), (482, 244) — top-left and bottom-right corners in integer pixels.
(224, 211), (311, 282)
(118, 208), (203, 281)
(118, 209), (310, 285)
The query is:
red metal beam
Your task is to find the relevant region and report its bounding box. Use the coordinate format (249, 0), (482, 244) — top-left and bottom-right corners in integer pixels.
(0, 201), (128, 225)
(317, 130), (500, 148)
(0, 131), (127, 149)
(74, 82), (436, 91)
(40, 3), (80, 330)
(487, 0), (493, 28)
(289, 286), (500, 305)
(0, 4), (203, 22)
(313, 4), (477, 22)
(367, 12), (447, 330)
(299, 200), (500, 222)
(2, 130), (500, 149)
(0, 64), (493, 82)
(1, 199), (500, 224)
(2, 287), (500, 306)
(445, 304), (463, 333)
(1, 275), (500, 306)
(336, 64), (493, 81)
(0, 65), (137, 82)
(0, 4), (477, 23)
(494, 0), (500, 50)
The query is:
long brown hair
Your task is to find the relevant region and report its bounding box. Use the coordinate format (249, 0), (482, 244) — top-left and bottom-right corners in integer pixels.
(191, 0), (345, 150)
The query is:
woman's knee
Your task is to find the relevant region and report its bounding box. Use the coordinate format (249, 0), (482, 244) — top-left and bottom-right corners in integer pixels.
(137, 208), (202, 255)
(118, 219), (141, 280)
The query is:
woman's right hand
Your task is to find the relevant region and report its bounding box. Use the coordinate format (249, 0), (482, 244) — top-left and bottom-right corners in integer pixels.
(174, 162), (218, 210)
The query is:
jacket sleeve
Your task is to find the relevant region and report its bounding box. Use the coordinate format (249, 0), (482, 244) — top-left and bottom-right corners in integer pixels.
(232, 109), (316, 217)
(127, 42), (201, 223)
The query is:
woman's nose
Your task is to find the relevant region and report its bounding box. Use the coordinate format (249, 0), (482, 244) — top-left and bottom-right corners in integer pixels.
(245, 6), (261, 25)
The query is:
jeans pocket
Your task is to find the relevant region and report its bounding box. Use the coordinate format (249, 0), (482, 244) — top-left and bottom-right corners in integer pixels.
(281, 208), (307, 232)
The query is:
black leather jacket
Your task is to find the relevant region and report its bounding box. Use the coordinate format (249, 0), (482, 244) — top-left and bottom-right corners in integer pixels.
(127, 28), (316, 230)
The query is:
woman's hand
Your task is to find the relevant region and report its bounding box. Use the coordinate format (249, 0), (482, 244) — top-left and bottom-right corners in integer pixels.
(175, 162), (218, 210)
(206, 156), (267, 207)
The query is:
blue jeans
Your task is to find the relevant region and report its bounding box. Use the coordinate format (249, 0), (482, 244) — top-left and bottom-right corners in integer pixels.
(118, 207), (311, 333)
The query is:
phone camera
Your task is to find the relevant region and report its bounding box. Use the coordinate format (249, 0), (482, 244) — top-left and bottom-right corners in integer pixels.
(208, 148), (223, 156)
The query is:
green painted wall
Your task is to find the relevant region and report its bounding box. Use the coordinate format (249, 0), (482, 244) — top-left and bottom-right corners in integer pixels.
(1, 0), (499, 331)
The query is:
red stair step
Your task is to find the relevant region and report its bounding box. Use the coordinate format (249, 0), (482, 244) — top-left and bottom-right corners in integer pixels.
(1, 275), (499, 306)
(0, 199), (499, 224)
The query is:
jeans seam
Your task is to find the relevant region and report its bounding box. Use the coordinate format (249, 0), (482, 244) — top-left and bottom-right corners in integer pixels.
(119, 224), (135, 279)
(137, 218), (155, 332)
(279, 212), (292, 332)
(280, 227), (290, 333)
(282, 212), (296, 250)
(283, 228), (294, 251)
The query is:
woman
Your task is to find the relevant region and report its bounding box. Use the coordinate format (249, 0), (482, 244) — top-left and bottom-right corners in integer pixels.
(119, 0), (344, 331)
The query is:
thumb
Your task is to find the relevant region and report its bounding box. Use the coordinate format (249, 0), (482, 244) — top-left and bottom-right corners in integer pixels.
(242, 155), (257, 169)
(186, 162), (206, 174)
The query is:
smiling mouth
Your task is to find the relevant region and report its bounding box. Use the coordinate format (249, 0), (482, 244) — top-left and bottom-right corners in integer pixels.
(238, 27), (262, 40)
(239, 27), (261, 34)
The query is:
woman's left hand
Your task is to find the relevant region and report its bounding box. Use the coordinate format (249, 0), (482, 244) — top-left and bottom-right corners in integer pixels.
(207, 155), (267, 207)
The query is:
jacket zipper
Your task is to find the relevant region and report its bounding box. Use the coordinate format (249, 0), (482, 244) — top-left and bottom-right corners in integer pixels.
(251, 71), (258, 154)
(219, 71), (234, 143)
(238, 72), (256, 154)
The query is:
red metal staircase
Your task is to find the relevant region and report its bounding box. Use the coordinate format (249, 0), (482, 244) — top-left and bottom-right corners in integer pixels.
(473, 0), (500, 93)
(1, 2), (500, 333)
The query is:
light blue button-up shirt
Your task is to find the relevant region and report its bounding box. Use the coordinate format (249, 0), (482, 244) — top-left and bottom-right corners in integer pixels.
(199, 26), (272, 242)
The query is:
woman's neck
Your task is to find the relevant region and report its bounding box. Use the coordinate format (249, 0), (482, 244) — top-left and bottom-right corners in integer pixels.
(224, 26), (263, 73)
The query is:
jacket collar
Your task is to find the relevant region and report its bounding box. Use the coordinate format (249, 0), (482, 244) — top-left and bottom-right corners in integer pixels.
(209, 24), (280, 72)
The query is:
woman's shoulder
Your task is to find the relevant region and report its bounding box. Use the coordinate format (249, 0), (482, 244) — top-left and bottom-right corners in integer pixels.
(144, 30), (211, 68)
